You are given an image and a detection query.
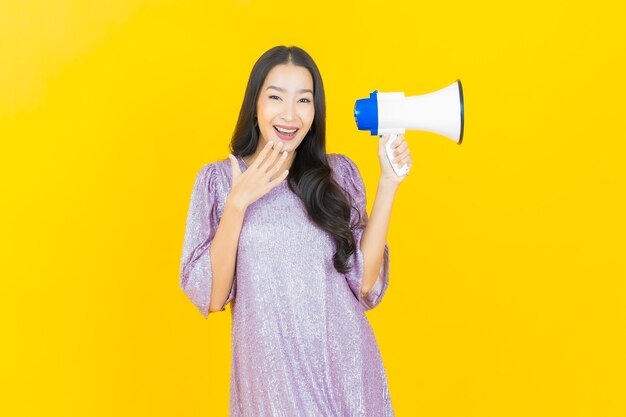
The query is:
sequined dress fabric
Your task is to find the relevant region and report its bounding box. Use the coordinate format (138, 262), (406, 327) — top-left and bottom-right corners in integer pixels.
(180, 153), (394, 416)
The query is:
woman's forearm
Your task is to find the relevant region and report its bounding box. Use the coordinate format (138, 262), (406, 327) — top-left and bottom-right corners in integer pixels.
(359, 179), (398, 296)
(208, 198), (246, 312)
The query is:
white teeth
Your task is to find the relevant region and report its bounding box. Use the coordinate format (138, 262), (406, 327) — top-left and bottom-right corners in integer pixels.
(275, 126), (297, 134)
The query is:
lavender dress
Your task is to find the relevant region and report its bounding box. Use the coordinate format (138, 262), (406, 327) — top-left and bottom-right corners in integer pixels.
(180, 153), (394, 416)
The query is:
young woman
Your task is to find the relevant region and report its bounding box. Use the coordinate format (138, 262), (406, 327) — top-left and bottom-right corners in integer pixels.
(180, 45), (412, 416)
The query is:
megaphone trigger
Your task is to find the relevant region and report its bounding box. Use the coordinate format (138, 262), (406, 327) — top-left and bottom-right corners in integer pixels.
(385, 134), (410, 176)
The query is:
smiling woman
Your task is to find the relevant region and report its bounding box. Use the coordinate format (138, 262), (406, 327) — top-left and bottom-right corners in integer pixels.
(180, 45), (406, 416)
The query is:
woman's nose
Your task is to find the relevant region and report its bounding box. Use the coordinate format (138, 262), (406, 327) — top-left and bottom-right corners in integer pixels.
(282, 101), (296, 121)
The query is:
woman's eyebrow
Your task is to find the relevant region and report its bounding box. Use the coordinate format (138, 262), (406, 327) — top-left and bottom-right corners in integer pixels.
(266, 85), (313, 94)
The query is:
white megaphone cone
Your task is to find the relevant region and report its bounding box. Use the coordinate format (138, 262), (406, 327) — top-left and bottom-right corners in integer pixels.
(354, 79), (464, 176)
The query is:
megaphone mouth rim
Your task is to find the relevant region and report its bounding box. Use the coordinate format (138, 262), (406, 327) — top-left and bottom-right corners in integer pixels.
(457, 79), (465, 145)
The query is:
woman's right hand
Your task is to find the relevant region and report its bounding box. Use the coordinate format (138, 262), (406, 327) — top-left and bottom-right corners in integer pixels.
(227, 140), (290, 211)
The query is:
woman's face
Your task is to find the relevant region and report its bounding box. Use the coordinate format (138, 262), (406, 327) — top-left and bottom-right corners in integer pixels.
(256, 63), (315, 153)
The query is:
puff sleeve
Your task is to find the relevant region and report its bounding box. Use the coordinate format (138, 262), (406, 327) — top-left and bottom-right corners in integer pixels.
(335, 154), (390, 311)
(180, 164), (235, 318)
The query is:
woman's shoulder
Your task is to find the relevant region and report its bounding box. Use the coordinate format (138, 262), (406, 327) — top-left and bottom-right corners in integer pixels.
(327, 153), (366, 199)
(327, 153), (361, 182)
(197, 156), (234, 179)
(193, 157), (233, 194)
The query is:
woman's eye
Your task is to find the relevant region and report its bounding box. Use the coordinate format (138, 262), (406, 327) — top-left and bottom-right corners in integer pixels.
(269, 95), (281, 100)
(299, 98), (311, 103)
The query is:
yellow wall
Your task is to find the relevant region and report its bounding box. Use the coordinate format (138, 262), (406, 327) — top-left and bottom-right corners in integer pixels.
(1, 0), (624, 415)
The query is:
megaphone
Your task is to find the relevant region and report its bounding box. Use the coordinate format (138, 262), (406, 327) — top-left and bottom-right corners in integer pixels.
(354, 79), (464, 176)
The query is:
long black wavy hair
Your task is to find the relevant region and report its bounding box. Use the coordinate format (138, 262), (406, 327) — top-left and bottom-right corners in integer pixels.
(229, 45), (360, 274)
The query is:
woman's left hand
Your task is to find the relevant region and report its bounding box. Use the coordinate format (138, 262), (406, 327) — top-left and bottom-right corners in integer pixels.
(378, 134), (412, 186)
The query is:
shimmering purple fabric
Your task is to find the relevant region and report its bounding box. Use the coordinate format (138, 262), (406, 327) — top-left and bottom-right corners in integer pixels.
(180, 153), (394, 416)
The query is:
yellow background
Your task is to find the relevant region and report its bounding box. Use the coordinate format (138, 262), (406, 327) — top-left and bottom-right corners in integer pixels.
(1, 0), (624, 415)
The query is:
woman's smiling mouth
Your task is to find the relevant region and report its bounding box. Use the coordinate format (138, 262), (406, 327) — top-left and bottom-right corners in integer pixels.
(274, 125), (299, 140)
